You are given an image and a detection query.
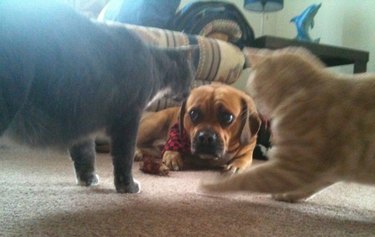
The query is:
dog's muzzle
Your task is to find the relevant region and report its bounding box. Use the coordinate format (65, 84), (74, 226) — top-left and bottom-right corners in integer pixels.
(192, 129), (223, 159)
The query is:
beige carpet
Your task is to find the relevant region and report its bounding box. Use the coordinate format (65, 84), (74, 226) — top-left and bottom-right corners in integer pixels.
(0, 138), (374, 237)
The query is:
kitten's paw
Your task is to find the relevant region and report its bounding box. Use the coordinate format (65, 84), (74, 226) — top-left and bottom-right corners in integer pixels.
(115, 178), (141, 194)
(77, 174), (99, 186)
(272, 193), (303, 203)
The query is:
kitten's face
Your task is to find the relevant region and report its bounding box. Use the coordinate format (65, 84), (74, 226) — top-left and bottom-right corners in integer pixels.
(244, 47), (324, 117)
(244, 48), (285, 117)
(246, 66), (273, 117)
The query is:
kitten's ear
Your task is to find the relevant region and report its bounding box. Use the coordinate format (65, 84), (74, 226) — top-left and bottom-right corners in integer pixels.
(243, 47), (271, 68)
(280, 47), (326, 68)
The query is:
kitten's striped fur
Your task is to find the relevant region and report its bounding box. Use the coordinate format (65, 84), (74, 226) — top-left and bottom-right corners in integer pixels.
(202, 47), (375, 202)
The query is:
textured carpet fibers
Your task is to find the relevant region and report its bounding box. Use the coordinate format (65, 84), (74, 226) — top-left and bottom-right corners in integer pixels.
(0, 139), (374, 237)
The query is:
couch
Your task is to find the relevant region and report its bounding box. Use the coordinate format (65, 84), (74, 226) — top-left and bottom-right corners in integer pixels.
(98, 0), (256, 111)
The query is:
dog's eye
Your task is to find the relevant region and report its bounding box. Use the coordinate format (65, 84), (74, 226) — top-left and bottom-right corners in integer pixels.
(189, 109), (201, 123)
(219, 111), (234, 126)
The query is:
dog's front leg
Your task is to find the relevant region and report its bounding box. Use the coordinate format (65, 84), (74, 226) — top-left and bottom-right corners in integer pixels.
(69, 139), (99, 186)
(108, 113), (141, 194)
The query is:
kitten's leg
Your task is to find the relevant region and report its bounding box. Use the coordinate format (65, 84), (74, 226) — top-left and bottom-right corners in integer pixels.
(201, 160), (321, 194)
(272, 180), (334, 203)
(69, 139), (99, 186)
(108, 114), (141, 194)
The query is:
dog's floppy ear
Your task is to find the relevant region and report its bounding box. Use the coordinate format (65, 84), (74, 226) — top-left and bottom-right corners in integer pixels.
(239, 99), (261, 146)
(179, 100), (187, 139)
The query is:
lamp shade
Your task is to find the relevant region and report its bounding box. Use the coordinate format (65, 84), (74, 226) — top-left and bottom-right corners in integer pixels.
(244, 0), (283, 12)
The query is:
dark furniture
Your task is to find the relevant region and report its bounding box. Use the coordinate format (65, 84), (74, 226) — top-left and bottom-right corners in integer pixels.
(252, 35), (369, 73)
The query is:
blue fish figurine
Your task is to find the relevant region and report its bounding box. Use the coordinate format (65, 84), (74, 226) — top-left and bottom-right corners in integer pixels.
(291, 3), (321, 43)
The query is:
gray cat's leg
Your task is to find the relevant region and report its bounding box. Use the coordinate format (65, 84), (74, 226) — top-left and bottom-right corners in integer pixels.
(69, 139), (99, 186)
(108, 113), (141, 194)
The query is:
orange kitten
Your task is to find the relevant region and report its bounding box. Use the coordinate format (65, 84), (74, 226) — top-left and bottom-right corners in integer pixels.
(202, 47), (375, 202)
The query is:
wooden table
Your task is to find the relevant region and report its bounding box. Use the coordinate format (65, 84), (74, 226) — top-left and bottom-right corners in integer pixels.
(251, 36), (369, 73)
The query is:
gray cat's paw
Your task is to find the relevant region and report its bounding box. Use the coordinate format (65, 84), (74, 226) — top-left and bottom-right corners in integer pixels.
(77, 174), (100, 186)
(115, 178), (141, 194)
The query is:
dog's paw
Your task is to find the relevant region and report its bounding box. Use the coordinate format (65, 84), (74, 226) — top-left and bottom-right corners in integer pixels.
(140, 155), (169, 176)
(77, 173), (100, 186)
(223, 159), (251, 175)
(159, 164), (170, 176)
(162, 151), (183, 171)
(134, 148), (144, 161)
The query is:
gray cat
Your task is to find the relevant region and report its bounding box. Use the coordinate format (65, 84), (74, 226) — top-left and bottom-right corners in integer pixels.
(0, 0), (197, 193)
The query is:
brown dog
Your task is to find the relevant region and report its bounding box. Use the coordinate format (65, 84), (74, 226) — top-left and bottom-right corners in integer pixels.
(136, 83), (261, 174)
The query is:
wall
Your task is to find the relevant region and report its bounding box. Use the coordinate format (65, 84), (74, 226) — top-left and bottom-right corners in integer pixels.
(271, 0), (375, 73)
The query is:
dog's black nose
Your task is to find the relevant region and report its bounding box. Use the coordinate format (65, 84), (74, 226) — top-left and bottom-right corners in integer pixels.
(195, 130), (219, 155)
(197, 130), (217, 145)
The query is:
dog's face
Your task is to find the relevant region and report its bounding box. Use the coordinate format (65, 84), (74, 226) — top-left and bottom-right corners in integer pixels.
(180, 83), (261, 164)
